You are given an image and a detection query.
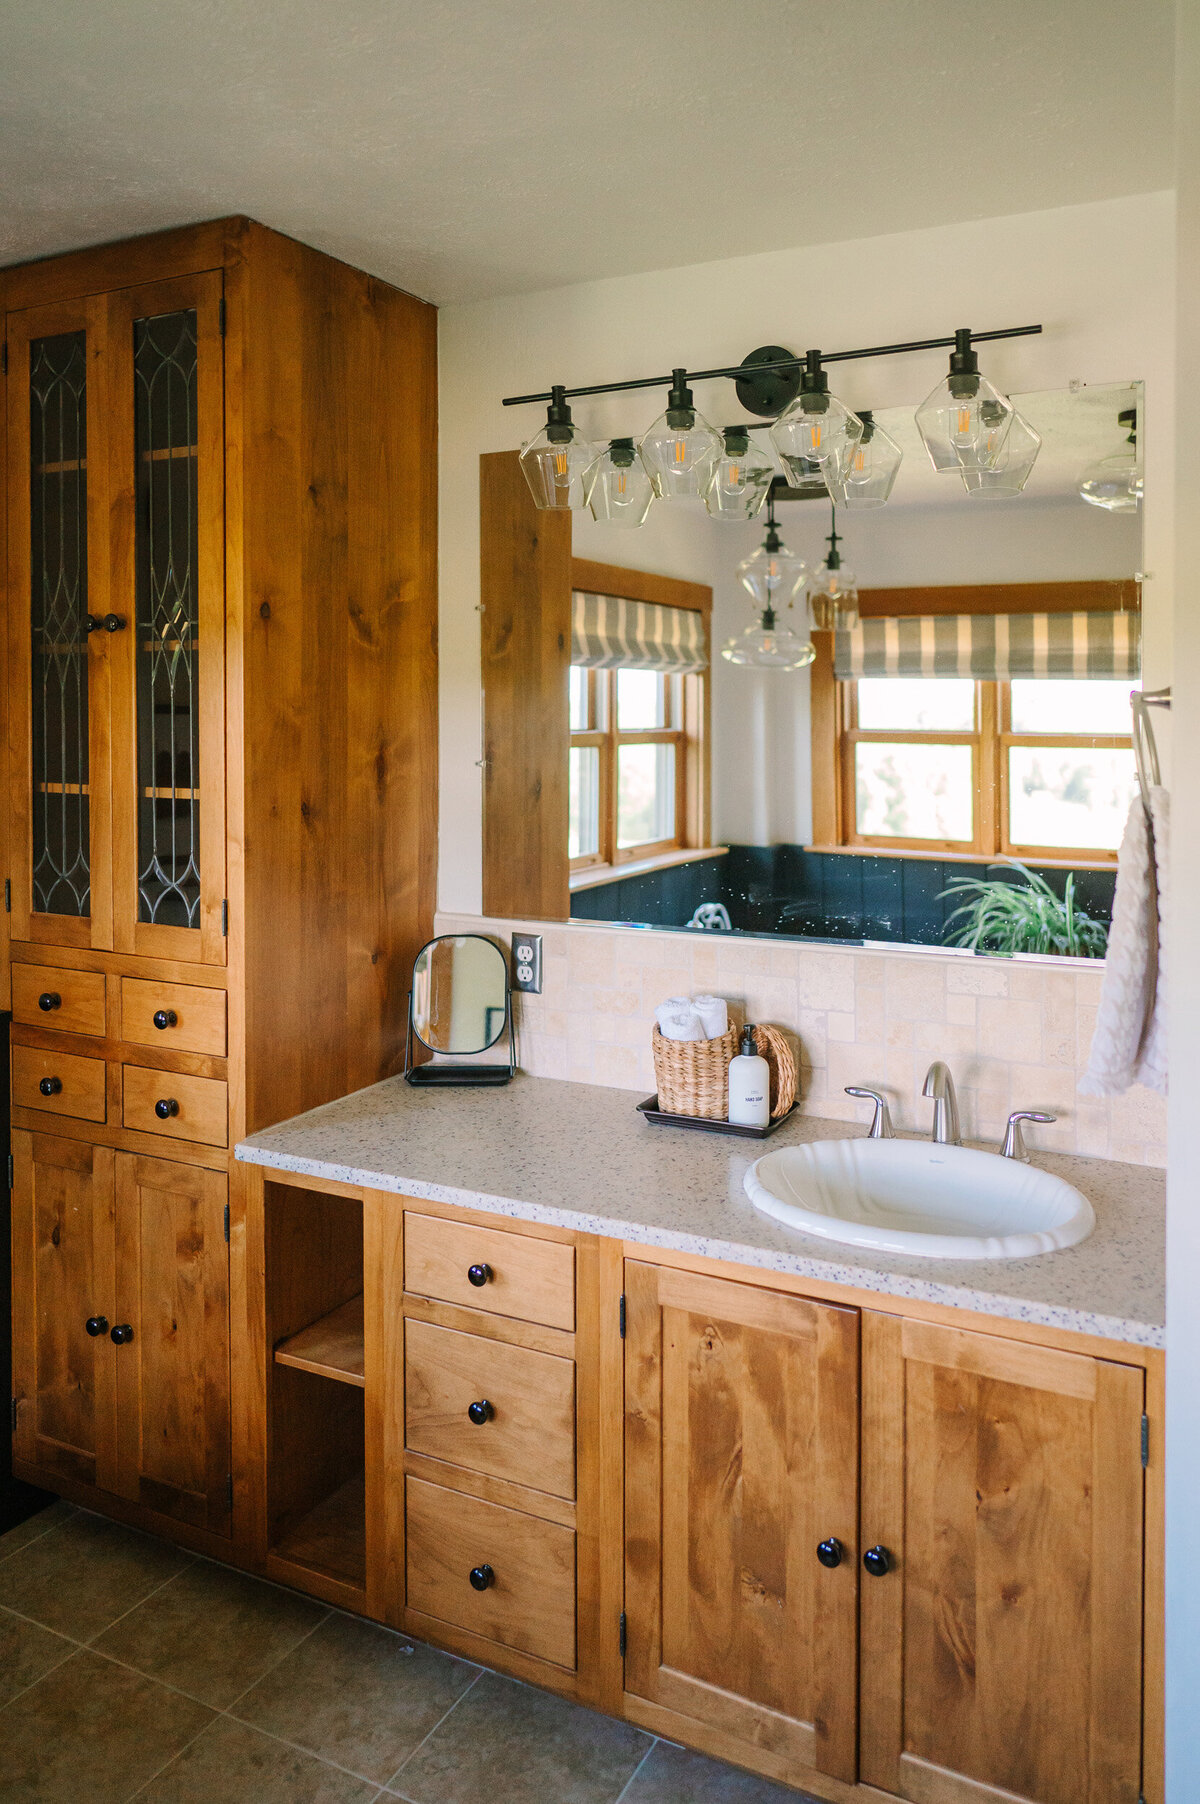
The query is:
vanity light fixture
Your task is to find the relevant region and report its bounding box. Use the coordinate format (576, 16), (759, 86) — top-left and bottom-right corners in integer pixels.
(518, 385), (594, 510)
(829, 408), (904, 509)
(705, 425), (778, 520)
(735, 493), (810, 612)
(915, 329), (1016, 474)
(809, 508), (859, 630)
(770, 350), (863, 482)
(1078, 407), (1142, 513)
(960, 407), (1043, 500)
(584, 437), (656, 527)
(638, 369), (722, 501)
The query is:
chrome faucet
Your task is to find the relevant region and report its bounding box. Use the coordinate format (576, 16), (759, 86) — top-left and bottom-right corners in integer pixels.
(999, 1109), (1056, 1161)
(922, 1062), (961, 1145)
(845, 1086), (894, 1138)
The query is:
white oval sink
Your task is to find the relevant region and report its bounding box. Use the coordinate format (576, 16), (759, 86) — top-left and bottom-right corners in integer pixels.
(744, 1137), (1094, 1260)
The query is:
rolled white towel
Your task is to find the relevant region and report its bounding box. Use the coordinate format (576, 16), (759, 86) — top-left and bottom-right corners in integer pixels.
(656, 1006), (705, 1042)
(691, 994), (728, 1040)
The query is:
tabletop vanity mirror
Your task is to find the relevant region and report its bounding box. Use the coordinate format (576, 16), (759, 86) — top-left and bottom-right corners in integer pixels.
(481, 371), (1146, 964)
(405, 933), (514, 1086)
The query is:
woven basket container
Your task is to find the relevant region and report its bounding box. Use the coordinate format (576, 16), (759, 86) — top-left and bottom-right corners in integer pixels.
(652, 1021), (798, 1121)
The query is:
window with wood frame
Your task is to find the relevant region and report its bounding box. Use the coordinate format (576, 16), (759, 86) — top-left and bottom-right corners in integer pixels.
(810, 583), (1141, 866)
(568, 559), (712, 876)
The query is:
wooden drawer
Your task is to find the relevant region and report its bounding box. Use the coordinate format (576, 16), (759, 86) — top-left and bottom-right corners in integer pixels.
(122, 1065), (228, 1147)
(405, 1318), (576, 1500)
(11, 965), (106, 1038)
(121, 978), (227, 1056)
(12, 1045), (106, 1123)
(404, 1213), (575, 1331)
(406, 1476), (575, 1668)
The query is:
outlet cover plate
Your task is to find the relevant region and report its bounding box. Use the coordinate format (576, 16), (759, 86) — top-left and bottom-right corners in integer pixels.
(511, 932), (543, 994)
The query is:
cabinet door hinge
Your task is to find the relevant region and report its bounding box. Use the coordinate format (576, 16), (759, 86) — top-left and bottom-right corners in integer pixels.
(1141, 1414), (1150, 1468)
(4, 878), (10, 913)
(619, 1293), (626, 1339)
(6, 1153), (13, 1191)
(218, 297), (226, 337)
(618, 1611), (626, 1657)
(221, 898), (229, 936)
(224, 1202), (230, 1243)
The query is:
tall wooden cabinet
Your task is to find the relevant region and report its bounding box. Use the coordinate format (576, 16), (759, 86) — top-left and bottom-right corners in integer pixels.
(3, 219), (438, 1553)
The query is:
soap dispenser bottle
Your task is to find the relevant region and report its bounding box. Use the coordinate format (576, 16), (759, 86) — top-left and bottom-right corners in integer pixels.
(728, 1024), (770, 1128)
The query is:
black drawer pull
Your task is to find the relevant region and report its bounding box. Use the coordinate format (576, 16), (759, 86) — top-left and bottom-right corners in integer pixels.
(466, 1262), (493, 1288)
(85, 1315), (108, 1337)
(109, 1324), (134, 1345)
(155, 1097), (180, 1119)
(863, 1545), (892, 1577)
(467, 1400), (494, 1426)
(102, 613), (126, 632)
(39, 1076), (62, 1097)
(816, 1536), (843, 1569)
(38, 991), (61, 1011)
(153, 1009), (178, 1030)
(468, 1564), (494, 1592)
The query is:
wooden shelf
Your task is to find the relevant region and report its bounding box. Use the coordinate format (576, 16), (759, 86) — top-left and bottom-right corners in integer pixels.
(272, 1472), (366, 1588)
(274, 1294), (364, 1386)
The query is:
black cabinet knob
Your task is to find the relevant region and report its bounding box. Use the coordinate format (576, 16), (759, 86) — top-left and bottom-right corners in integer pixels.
(466, 1262), (493, 1288)
(468, 1564), (494, 1592)
(816, 1536), (843, 1569)
(85, 1315), (109, 1337)
(109, 1324), (134, 1345)
(152, 1009), (178, 1030)
(103, 613), (126, 632)
(467, 1400), (494, 1426)
(85, 614), (101, 634)
(155, 1098), (180, 1119)
(38, 991), (61, 1011)
(39, 1076), (62, 1096)
(863, 1545), (892, 1577)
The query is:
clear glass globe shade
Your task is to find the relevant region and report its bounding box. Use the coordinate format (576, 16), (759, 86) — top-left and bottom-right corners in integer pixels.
(638, 407), (722, 501)
(704, 438), (777, 520)
(519, 424), (593, 510)
(736, 538), (809, 610)
(831, 419), (904, 509)
(810, 560), (858, 631)
(915, 373), (1015, 474)
(584, 444), (655, 527)
(1078, 451), (1142, 513)
(960, 409), (1042, 500)
(721, 617), (816, 670)
(771, 391), (862, 475)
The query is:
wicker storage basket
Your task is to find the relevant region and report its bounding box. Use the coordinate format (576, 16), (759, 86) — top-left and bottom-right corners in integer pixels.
(651, 1021), (797, 1121)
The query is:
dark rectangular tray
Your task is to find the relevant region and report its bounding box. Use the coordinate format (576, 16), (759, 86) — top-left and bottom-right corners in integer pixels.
(636, 1096), (798, 1138)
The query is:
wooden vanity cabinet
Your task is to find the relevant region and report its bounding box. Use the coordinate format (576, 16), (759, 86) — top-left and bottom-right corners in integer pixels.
(3, 218), (438, 1549)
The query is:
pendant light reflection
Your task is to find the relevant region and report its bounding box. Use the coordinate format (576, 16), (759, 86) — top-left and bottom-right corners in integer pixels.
(638, 368), (722, 501)
(518, 385), (594, 510)
(1078, 407), (1142, 513)
(722, 610), (816, 670)
(809, 509), (859, 630)
(584, 438), (655, 527)
(736, 507), (809, 612)
(726, 495), (815, 670)
(915, 330), (1015, 474)
(705, 426), (776, 520)
(770, 350), (863, 484)
(959, 408), (1042, 499)
(830, 409), (903, 508)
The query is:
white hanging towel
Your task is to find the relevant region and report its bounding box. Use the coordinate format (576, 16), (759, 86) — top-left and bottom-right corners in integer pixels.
(1080, 786), (1168, 1097)
(691, 995), (729, 1040)
(655, 1004), (705, 1042)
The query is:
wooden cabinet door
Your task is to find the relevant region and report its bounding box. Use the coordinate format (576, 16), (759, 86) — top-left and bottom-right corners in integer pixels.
(860, 1313), (1145, 1804)
(624, 1261), (859, 1786)
(10, 1130), (118, 1489)
(112, 1152), (231, 1535)
(5, 298), (116, 950)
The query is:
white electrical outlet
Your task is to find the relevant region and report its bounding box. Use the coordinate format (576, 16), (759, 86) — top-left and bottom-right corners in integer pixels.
(511, 933), (543, 993)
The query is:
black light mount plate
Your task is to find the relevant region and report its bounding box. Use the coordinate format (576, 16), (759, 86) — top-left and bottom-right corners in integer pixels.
(735, 346), (802, 418)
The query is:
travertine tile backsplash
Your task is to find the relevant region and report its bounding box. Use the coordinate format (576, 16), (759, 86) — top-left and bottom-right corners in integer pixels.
(436, 913), (1167, 1168)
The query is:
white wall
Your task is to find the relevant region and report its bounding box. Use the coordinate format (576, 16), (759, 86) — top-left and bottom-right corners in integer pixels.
(439, 191), (1175, 910)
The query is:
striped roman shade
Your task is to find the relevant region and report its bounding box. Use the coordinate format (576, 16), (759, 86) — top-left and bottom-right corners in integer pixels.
(571, 590), (708, 674)
(833, 611), (1140, 681)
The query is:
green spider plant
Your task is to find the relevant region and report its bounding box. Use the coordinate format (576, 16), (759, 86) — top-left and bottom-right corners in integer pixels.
(940, 860), (1108, 959)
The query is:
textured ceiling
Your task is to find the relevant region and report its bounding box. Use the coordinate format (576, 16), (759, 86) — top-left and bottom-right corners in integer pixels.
(0, 1), (1175, 305)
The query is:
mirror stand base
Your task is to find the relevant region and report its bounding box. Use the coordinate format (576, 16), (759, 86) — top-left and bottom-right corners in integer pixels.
(404, 1063), (514, 1087)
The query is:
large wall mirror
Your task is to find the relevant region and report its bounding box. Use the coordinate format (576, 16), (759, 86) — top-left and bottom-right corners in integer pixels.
(481, 381), (1143, 962)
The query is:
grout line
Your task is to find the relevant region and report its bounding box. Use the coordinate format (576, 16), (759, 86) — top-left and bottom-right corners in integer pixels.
(381, 1666), (486, 1793)
(83, 1561), (197, 1646)
(205, 1712), (408, 1790)
(609, 1736), (659, 1804)
(218, 1607), (332, 1713)
(0, 1506), (78, 1569)
(0, 1637), (82, 1715)
(0, 1600), (93, 1649)
(123, 1711), (223, 1804)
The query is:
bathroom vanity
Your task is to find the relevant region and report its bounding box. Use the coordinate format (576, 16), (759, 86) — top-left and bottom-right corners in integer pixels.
(229, 1074), (1163, 1804)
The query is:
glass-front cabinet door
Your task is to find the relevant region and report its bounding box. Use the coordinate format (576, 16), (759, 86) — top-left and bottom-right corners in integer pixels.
(6, 296), (115, 948)
(108, 272), (226, 964)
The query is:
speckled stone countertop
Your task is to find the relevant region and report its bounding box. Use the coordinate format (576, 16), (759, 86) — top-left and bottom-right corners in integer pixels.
(236, 1073), (1165, 1349)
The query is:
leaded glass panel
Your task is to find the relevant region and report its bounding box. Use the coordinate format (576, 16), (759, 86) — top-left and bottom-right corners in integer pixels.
(30, 330), (91, 917)
(134, 309), (201, 929)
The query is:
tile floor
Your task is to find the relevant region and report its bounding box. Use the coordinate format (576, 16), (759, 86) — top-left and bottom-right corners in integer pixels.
(0, 1502), (818, 1804)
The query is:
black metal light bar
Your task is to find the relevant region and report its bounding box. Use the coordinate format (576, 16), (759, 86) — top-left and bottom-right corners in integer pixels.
(500, 324), (1043, 408)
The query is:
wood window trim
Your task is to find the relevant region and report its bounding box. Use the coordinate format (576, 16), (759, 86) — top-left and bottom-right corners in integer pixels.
(810, 581), (1141, 867)
(569, 559), (713, 869)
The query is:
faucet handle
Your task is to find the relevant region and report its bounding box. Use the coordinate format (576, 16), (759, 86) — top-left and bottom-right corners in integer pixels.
(845, 1087), (895, 1139)
(999, 1110), (1056, 1162)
